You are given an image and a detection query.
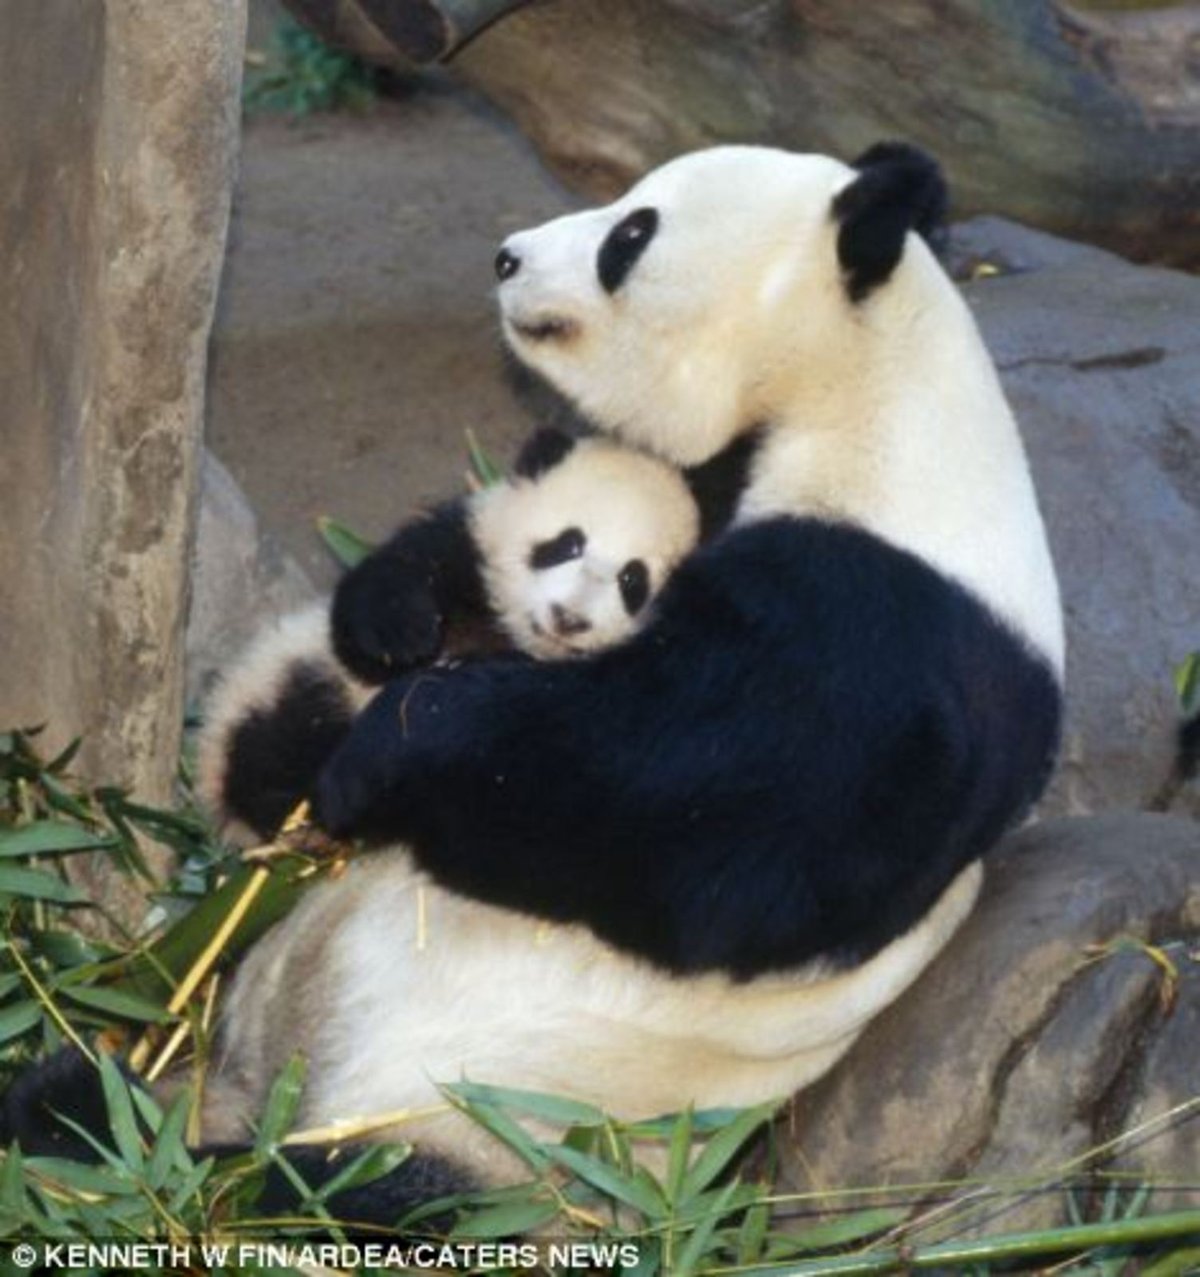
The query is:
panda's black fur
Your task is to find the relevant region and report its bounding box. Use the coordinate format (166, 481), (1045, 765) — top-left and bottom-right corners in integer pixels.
(319, 516), (1059, 978)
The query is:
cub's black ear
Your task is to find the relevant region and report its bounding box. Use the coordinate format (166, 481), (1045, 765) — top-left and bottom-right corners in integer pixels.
(833, 142), (948, 303)
(514, 426), (578, 479)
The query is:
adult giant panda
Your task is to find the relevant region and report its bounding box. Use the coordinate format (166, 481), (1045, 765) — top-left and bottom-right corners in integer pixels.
(4, 143), (1063, 1225)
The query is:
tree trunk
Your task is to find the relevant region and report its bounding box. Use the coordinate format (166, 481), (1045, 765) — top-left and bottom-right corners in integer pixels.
(0, 0), (246, 926)
(288, 0), (1200, 265)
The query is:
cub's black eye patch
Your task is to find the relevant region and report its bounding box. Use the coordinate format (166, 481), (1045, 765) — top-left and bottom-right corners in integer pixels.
(529, 526), (586, 570)
(618, 559), (650, 616)
(597, 207), (659, 294)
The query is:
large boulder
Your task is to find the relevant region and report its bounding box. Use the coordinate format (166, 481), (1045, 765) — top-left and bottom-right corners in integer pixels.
(0, 1), (246, 917)
(783, 814), (1200, 1230)
(186, 451), (317, 708)
(954, 219), (1200, 815)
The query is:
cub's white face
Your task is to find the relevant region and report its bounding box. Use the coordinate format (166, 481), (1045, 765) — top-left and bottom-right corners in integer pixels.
(496, 147), (854, 467)
(470, 440), (699, 660)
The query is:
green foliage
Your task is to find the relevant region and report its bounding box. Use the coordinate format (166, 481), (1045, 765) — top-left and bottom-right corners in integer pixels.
(317, 516), (375, 570)
(317, 431), (506, 569)
(3, 726), (1200, 1272)
(1174, 651), (1200, 719)
(0, 729), (227, 1086)
(243, 17), (378, 118)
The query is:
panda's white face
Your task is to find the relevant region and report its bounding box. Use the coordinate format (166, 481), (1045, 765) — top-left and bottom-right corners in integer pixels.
(496, 147), (854, 467)
(470, 440), (699, 660)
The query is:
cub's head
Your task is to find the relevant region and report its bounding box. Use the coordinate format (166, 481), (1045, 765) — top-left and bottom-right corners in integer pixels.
(470, 431), (699, 660)
(496, 143), (947, 467)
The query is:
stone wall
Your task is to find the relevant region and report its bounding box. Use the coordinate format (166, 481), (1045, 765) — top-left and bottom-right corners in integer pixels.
(0, 1), (247, 912)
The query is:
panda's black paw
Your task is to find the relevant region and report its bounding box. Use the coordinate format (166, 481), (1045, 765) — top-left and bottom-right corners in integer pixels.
(331, 555), (443, 685)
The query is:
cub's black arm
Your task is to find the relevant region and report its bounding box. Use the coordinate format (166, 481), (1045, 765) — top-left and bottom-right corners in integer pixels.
(331, 499), (491, 684)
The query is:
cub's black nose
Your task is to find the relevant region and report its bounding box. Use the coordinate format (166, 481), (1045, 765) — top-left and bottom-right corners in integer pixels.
(551, 604), (591, 637)
(495, 246), (521, 281)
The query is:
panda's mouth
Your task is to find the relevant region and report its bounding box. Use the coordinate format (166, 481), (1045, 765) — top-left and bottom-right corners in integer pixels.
(508, 313), (579, 344)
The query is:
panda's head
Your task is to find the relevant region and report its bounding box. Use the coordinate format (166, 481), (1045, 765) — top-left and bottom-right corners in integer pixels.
(496, 143), (947, 467)
(470, 432), (699, 660)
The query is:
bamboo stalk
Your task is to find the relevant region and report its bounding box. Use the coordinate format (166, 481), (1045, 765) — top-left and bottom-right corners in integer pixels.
(351, 0), (530, 62)
(283, 1102), (450, 1146)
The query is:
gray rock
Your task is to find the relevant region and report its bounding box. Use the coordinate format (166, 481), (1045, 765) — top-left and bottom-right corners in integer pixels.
(186, 451), (317, 708)
(782, 814), (1200, 1227)
(955, 218), (1200, 815)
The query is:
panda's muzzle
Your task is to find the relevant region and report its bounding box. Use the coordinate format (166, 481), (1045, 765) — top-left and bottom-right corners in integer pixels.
(508, 313), (579, 344)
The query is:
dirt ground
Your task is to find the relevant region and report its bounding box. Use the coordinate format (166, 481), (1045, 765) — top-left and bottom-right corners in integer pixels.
(206, 70), (579, 587)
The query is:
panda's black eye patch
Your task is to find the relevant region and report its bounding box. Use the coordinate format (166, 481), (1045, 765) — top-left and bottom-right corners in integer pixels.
(529, 526), (586, 570)
(618, 559), (650, 616)
(597, 207), (659, 294)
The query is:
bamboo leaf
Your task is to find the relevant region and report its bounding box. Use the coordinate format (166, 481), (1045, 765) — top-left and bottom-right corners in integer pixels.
(465, 429), (506, 488)
(451, 1196), (560, 1238)
(31, 929), (105, 968)
(166, 1155), (215, 1214)
(445, 1080), (606, 1128)
(26, 1155), (138, 1196)
(255, 1054), (307, 1156)
(0, 823), (116, 859)
(1175, 652), (1200, 717)
(680, 1100), (778, 1202)
(317, 516), (375, 569)
(311, 1142), (412, 1204)
(0, 865), (88, 904)
(545, 1145), (663, 1217)
(0, 1000), (42, 1045)
(0, 1142), (25, 1225)
(737, 1198), (771, 1264)
(58, 983), (170, 1024)
(787, 1205), (909, 1252)
(674, 1179), (742, 1277)
(450, 1094), (550, 1174)
(146, 1092), (193, 1191)
(666, 1107), (694, 1206)
(98, 1052), (145, 1172)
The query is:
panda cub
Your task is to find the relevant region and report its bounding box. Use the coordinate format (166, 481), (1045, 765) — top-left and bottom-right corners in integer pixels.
(197, 429), (699, 842)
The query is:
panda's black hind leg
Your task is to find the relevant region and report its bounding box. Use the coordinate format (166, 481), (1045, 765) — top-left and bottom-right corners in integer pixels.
(249, 1142), (477, 1236)
(223, 662), (357, 839)
(1, 1049), (475, 1236)
(0, 1045), (138, 1161)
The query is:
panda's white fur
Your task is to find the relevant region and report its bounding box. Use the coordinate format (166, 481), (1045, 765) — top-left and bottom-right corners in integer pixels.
(201, 840), (979, 1181)
(188, 145), (1061, 1201)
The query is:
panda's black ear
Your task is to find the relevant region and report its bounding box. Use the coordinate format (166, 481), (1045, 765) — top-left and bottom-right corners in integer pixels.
(833, 142), (948, 303)
(514, 427), (578, 479)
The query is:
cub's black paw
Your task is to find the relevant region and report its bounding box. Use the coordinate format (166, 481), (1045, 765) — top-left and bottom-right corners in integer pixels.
(331, 555), (443, 685)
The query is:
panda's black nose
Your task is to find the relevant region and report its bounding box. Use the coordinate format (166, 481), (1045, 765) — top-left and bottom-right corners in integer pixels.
(495, 246), (521, 281)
